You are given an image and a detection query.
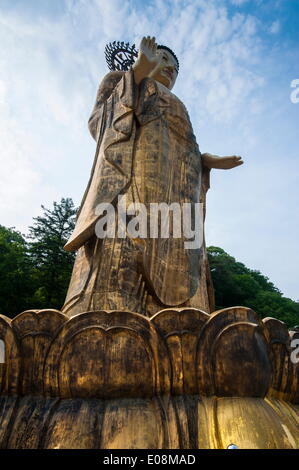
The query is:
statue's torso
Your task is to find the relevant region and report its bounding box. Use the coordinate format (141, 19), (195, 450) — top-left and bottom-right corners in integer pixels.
(62, 72), (212, 316)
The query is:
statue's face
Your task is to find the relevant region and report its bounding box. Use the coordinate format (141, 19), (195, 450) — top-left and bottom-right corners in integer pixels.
(150, 49), (178, 90)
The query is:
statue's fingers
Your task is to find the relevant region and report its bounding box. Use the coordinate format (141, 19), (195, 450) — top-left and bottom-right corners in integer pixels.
(140, 36), (147, 49)
(151, 37), (157, 52)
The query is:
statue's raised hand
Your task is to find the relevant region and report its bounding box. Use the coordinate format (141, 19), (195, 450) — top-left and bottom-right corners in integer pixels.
(133, 36), (162, 85)
(139, 36), (159, 66)
(202, 153), (244, 170)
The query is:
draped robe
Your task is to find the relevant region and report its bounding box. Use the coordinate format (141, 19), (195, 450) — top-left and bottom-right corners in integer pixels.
(62, 69), (214, 317)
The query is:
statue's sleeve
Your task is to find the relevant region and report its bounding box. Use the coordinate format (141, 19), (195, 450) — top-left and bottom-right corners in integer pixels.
(64, 69), (137, 252)
(88, 71), (124, 141)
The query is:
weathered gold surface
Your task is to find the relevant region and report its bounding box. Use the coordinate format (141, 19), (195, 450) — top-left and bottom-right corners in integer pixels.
(0, 307), (298, 448)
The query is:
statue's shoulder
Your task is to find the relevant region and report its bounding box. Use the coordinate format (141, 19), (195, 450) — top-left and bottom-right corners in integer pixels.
(95, 71), (125, 105)
(99, 71), (125, 88)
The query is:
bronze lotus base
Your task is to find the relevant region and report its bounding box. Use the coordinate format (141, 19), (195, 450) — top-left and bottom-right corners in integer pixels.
(0, 307), (298, 449)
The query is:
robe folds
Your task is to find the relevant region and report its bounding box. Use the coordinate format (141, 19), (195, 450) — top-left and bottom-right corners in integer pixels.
(62, 69), (214, 317)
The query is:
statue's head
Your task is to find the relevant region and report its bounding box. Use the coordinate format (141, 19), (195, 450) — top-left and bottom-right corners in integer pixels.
(150, 45), (179, 90)
(105, 41), (179, 90)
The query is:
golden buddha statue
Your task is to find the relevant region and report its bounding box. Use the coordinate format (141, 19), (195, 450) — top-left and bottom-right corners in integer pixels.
(62, 36), (243, 318)
(1, 37), (297, 452)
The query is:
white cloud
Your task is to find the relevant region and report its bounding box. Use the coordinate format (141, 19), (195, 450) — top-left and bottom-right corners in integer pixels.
(230, 0), (249, 5)
(269, 20), (280, 34)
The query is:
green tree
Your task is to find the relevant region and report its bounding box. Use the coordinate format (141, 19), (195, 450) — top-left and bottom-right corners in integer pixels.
(28, 198), (77, 309)
(249, 291), (299, 327)
(0, 225), (34, 317)
(208, 246), (299, 327)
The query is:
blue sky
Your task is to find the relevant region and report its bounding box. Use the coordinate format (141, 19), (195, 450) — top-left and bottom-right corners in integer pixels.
(0, 0), (298, 301)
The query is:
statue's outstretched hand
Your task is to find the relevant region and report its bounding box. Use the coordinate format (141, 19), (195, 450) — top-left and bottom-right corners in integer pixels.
(133, 36), (162, 84)
(202, 153), (244, 170)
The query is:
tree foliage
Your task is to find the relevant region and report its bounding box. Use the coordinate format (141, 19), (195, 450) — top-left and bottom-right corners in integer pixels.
(207, 246), (299, 327)
(27, 198), (76, 308)
(0, 225), (33, 316)
(0, 198), (76, 318)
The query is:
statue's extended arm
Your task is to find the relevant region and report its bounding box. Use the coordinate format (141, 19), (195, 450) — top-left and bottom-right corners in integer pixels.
(201, 153), (243, 170)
